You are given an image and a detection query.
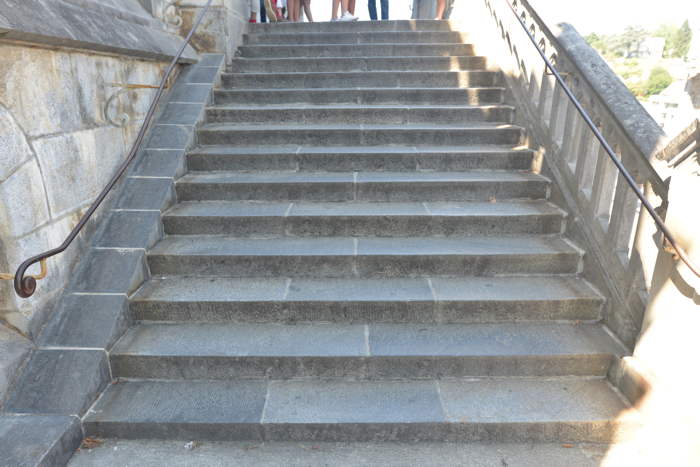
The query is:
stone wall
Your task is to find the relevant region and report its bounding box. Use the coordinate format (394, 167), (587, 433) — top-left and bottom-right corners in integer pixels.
(0, 0), (251, 339)
(0, 43), (169, 337)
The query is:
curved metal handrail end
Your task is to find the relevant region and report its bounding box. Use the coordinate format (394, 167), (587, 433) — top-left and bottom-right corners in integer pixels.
(12, 0), (214, 299)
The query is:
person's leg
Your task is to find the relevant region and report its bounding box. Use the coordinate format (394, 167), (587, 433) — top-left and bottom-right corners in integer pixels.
(434, 0), (445, 19)
(249, 0), (258, 22)
(288, 0), (298, 21)
(260, 0), (267, 22)
(347, 0), (355, 15)
(332, 0), (339, 19)
(380, 0), (388, 20)
(368, 0), (377, 20)
(302, 0), (314, 21)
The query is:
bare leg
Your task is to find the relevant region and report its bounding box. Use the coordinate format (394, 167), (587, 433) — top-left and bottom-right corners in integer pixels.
(332, 0), (340, 19)
(434, 0), (445, 19)
(347, 0), (356, 15)
(302, 0), (313, 21)
(288, 0), (298, 21)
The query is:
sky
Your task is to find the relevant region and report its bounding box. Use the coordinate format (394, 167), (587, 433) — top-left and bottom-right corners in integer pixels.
(287, 0), (698, 34)
(527, 0), (700, 35)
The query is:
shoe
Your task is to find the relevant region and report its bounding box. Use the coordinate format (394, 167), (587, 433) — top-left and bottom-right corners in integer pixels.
(339, 11), (358, 21)
(330, 17), (339, 21)
(264, 0), (277, 22)
(249, 18), (257, 23)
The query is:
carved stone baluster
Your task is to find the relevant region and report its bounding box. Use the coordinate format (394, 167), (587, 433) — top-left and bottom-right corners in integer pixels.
(590, 130), (620, 230)
(575, 131), (600, 199)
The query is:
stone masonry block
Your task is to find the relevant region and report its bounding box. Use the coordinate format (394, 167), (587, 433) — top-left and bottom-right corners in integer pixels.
(95, 210), (163, 249)
(130, 149), (187, 178)
(0, 160), (50, 237)
(0, 414), (83, 467)
(0, 327), (33, 409)
(0, 105), (33, 182)
(116, 177), (176, 211)
(70, 248), (148, 294)
(33, 127), (126, 217)
(38, 293), (131, 349)
(4, 349), (110, 416)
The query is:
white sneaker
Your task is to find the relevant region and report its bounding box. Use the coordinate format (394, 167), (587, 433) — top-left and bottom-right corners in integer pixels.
(339, 11), (358, 21)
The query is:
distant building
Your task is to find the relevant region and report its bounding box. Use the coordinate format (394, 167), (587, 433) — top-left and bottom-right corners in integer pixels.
(644, 78), (699, 136)
(635, 37), (665, 60)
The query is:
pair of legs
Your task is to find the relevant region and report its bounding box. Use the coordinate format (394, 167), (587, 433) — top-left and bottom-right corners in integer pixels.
(434, 0), (445, 19)
(331, 0), (355, 19)
(289, 0), (313, 21)
(368, 0), (388, 20)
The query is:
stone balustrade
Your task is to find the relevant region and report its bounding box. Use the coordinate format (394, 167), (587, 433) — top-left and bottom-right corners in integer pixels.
(453, 0), (675, 351)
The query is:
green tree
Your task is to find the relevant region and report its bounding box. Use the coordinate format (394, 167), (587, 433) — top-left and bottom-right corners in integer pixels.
(652, 24), (679, 58)
(672, 20), (693, 60)
(585, 33), (606, 53)
(616, 26), (648, 57)
(644, 67), (673, 96)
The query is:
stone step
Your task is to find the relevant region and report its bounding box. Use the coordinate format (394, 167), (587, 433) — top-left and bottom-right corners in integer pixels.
(162, 200), (565, 236)
(146, 235), (582, 277)
(84, 377), (632, 442)
(205, 105), (514, 125)
(109, 322), (622, 379)
(175, 170), (547, 202)
(237, 43), (476, 58)
(221, 70), (500, 88)
(186, 145), (532, 172)
(230, 55), (488, 73)
(196, 123), (523, 146)
(251, 19), (455, 33)
(243, 31), (473, 45)
(131, 275), (603, 323)
(67, 439), (619, 467)
(213, 87), (505, 105)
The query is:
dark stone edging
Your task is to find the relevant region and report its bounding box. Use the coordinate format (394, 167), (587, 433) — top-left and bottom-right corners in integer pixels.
(0, 0), (198, 63)
(0, 53), (225, 467)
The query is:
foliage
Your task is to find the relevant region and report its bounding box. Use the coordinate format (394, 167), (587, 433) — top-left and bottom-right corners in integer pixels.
(644, 67), (673, 96)
(672, 20), (692, 60)
(653, 24), (678, 58)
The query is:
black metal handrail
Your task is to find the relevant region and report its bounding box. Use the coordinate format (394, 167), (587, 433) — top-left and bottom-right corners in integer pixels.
(13, 0), (214, 298)
(505, 0), (700, 279)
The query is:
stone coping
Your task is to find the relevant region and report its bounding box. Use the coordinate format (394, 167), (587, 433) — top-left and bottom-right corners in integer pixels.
(524, 0), (667, 158)
(0, 0), (198, 63)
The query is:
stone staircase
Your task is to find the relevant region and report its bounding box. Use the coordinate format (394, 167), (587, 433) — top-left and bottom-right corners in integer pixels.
(83, 20), (630, 445)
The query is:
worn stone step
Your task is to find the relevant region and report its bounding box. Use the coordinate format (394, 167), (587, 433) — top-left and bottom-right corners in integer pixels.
(131, 275), (603, 323)
(244, 31), (473, 45)
(175, 170), (547, 202)
(110, 322), (622, 379)
(84, 378), (633, 442)
(230, 56), (488, 73)
(186, 145), (532, 172)
(237, 43), (476, 58)
(213, 87), (505, 105)
(67, 439), (620, 467)
(146, 235), (582, 277)
(205, 105), (514, 125)
(196, 123), (523, 146)
(162, 200), (565, 236)
(221, 70), (500, 88)
(251, 19), (454, 33)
